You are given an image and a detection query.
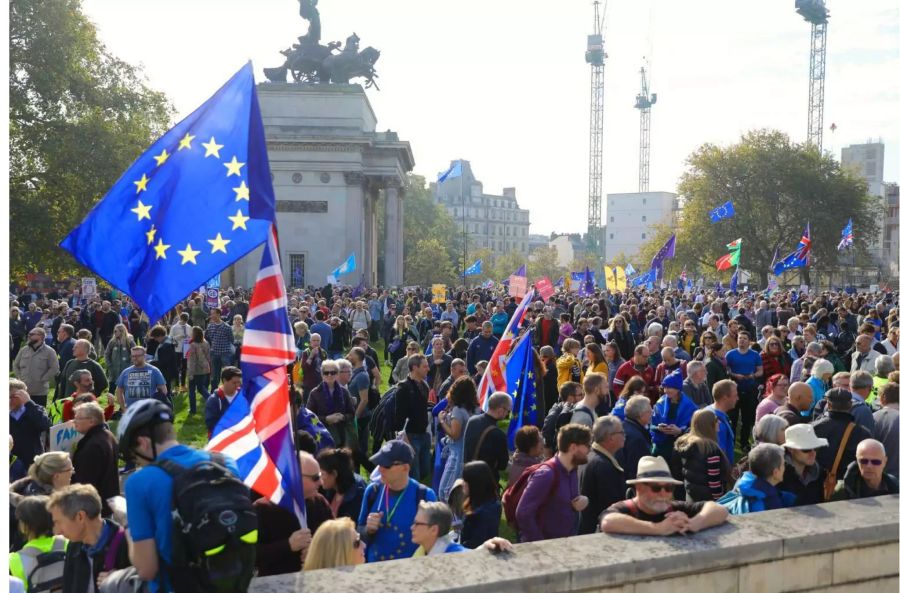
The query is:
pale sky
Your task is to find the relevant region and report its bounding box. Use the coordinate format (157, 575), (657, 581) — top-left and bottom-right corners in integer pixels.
(81, 0), (899, 235)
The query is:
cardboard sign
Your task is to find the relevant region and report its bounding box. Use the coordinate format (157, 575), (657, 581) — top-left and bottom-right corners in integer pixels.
(535, 277), (554, 300)
(508, 275), (528, 300)
(81, 277), (97, 298)
(50, 421), (83, 453)
(205, 287), (220, 308)
(431, 284), (447, 304)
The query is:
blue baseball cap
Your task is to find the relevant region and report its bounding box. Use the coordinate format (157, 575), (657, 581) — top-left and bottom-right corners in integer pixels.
(370, 440), (415, 468)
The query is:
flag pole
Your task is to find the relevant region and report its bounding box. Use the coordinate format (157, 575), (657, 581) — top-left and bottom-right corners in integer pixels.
(461, 159), (467, 290)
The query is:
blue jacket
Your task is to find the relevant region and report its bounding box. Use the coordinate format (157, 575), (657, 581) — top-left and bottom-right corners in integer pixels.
(650, 393), (698, 447)
(611, 397), (627, 420)
(718, 471), (797, 515)
(705, 405), (735, 464)
(466, 335), (499, 376)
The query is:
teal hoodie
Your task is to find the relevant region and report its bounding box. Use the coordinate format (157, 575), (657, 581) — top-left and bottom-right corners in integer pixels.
(717, 471), (797, 515)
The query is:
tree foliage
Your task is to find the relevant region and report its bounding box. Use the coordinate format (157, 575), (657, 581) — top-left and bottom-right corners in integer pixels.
(528, 246), (564, 281)
(10, 0), (173, 277)
(638, 130), (879, 286)
(400, 174), (461, 282)
(405, 238), (456, 286)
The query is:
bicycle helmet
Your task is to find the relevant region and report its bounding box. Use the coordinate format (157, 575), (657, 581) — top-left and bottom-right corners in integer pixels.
(116, 399), (174, 462)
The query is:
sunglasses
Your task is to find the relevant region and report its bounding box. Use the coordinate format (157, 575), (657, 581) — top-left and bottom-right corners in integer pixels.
(303, 472), (322, 481)
(858, 458), (883, 466)
(647, 484), (676, 493)
(322, 371), (338, 376)
(353, 534), (362, 549)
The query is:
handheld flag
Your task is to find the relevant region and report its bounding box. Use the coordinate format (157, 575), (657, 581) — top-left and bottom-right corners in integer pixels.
(332, 253), (357, 277)
(351, 278), (366, 298)
(772, 224), (811, 276)
(60, 62), (274, 322)
(838, 219), (853, 250)
(770, 246), (780, 272)
(604, 266), (616, 291)
(615, 266), (627, 291)
(463, 259), (483, 277)
(708, 201), (735, 223)
(478, 289), (534, 409)
(649, 234), (677, 273)
(437, 160), (462, 183)
(715, 238), (743, 271)
(209, 228), (306, 525)
(294, 405), (336, 452)
(624, 263), (636, 277)
(504, 329), (538, 450)
(730, 268), (740, 293)
(579, 266), (594, 296)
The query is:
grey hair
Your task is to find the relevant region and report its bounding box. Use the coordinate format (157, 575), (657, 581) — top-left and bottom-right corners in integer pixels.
(73, 401), (104, 425)
(686, 360), (704, 377)
(874, 355), (895, 376)
(624, 395), (652, 421)
(810, 358), (834, 379)
(753, 415), (789, 445)
(321, 359), (338, 373)
(748, 443), (785, 479)
(592, 415), (623, 444)
(417, 501), (453, 537)
(335, 358), (351, 372)
(850, 370), (874, 391)
(660, 335), (677, 348)
(645, 322), (663, 338)
(68, 368), (92, 385)
(487, 392), (513, 411)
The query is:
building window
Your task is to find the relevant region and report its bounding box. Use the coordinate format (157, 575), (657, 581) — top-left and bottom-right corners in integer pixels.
(641, 233), (646, 239)
(289, 254), (306, 288)
(642, 198), (646, 205)
(609, 233), (614, 240)
(641, 215), (646, 222)
(610, 216), (614, 223)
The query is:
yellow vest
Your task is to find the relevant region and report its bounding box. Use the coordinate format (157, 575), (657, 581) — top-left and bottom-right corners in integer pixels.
(9, 535), (68, 590)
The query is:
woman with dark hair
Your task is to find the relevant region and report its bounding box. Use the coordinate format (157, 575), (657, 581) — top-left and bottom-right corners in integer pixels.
(603, 341), (625, 382)
(582, 342), (608, 378)
(460, 461), (501, 549)
(608, 315), (635, 360)
(611, 375), (647, 420)
(437, 377), (478, 501)
(761, 337), (792, 382)
(450, 338), (469, 361)
(704, 342), (729, 389)
(671, 409), (732, 502)
(318, 448), (367, 521)
(186, 325), (211, 415)
(539, 346), (558, 413)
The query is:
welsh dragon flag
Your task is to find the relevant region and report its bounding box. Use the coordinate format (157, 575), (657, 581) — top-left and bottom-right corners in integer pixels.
(715, 238), (742, 271)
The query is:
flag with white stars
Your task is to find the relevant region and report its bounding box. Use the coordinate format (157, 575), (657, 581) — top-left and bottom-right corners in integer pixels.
(504, 327), (539, 450)
(60, 62), (275, 321)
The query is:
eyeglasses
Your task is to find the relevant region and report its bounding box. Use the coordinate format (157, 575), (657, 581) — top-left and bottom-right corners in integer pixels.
(647, 484), (676, 493)
(322, 371), (337, 376)
(412, 521), (432, 528)
(858, 458), (883, 466)
(303, 472), (322, 481)
(353, 534), (362, 549)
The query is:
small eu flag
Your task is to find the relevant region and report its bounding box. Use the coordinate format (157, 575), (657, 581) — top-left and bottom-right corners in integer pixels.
(332, 253), (357, 277)
(437, 160), (462, 183)
(708, 200), (735, 223)
(60, 62), (274, 322)
(505, 328), (538, 450)
(295, 405), (335, 452)
(463, 259), (483, 277)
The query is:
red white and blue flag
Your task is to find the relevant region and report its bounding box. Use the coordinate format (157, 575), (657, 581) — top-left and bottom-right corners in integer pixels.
(838, 219), (853, 250)
(207, 227), (306, 525)
(772, 223), (811, 277)
(478, 289), (534, 410)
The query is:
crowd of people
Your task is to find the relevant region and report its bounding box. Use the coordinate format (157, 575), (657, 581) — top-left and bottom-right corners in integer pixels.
(7, 281), (899, 592)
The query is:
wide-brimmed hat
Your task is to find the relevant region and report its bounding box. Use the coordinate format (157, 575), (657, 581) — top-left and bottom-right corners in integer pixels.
(782, 424), (829, 450)
(625, 456), (681, 485)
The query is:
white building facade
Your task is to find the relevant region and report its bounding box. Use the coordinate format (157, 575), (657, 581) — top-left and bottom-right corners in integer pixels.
(603, 191), (677, 260)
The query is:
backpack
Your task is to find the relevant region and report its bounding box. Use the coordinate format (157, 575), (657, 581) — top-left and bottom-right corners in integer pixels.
(501, 459), (559, 532)
(153, 452), (257, 593)
(541, 404), (574, 453)
(370, 386), (399, 446)
(20, 537), (66, 593)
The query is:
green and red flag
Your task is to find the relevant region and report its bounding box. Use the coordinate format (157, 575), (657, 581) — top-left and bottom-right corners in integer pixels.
(715, 238), (742, 271)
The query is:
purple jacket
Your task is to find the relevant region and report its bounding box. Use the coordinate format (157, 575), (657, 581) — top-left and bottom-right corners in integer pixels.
(515, 456), (579, 542)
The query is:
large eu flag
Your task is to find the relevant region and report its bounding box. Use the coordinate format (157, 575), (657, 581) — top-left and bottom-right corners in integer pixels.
(60, 62), (274, 321)
(505, 328), (538, 450)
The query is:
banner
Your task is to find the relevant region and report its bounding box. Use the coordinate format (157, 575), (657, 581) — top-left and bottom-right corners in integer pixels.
(534, 276), (554, 301)
(50, 421), (83, 453)
(508, 275), (528, 301)
(604, 266), (616, 291)
(431, 284), (447, 304)
(615, 267), (627, 291)
(205, 286), (220, 308)
(81, 277), (97, 298)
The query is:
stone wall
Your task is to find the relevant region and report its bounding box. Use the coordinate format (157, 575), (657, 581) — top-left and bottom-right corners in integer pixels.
(249, 495), (899, 593)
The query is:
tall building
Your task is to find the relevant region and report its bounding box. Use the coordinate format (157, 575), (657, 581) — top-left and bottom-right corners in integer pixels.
(604, 191), (677, 260)
(884, 183), (899, 280)
(432, 160), (530, 256)
(840, 141), (892, 275)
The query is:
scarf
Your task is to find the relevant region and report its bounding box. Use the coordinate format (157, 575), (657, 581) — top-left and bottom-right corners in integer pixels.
(413, 533), (455, 557)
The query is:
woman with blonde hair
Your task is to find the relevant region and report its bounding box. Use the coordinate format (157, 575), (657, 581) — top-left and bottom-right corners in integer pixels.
(9, 451), (74, 508)
(232, 314), (245, 363)
(105, 323), (136, 387)
(303, 517), (366, 571)
(671, 409), (732, 502)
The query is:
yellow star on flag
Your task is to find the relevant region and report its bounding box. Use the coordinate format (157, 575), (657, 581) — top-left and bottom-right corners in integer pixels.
(207, 233), (231, 254)
(228, 209), (250, 231)
(232, 181), (250, 201)
(177, 244), (201, 265)
(178, 132), (196, 151)
(201, 137), (224, 158)
(223, 156), (245, 177)
(153, 238), (170, 260)
(145, 225), (157, 245)
(153, 149), (170, 167)
(134, 174), (150, 194)
(131, 200), (152, 221)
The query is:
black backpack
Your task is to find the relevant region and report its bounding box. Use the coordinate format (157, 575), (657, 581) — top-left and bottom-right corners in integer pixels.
(21, 536), (66, 593)
(369, 385), (399, 447)
(541, 403), (574, 453)
(154, 452), (257, 593)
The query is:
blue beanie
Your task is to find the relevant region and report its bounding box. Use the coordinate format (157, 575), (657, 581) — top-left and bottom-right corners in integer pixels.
(661, 371), (683, 391)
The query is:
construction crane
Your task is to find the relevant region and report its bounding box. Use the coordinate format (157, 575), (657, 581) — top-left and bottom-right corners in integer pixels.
(795, 0), (829, 152)
(634, 64), (657, 193)
(585, 0), (607, 256)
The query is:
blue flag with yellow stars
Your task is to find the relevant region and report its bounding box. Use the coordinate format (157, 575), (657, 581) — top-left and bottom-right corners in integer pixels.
(295, 405), (335, 452)
(505, 328), (538, 450)
(60, 62), (274, 321)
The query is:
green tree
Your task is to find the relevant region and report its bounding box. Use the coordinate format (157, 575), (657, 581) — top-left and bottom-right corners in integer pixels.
(641, 130), (879, 286)
(529, 246), (563, 281)
(400, 174), (461, 277)
(405, 238), (455, 286)
(10, 0), (173, 277)
(494, 252), (527, 280)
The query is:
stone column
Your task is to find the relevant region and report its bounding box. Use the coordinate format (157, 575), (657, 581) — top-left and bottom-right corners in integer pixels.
(365, 183), (380, 287)
(344, 172), (368, 286)
(384, 177), (403, 287)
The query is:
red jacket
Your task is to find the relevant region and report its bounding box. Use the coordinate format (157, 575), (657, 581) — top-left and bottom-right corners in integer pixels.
(612, 360), (658, 401)
(654, 361), (688, 390)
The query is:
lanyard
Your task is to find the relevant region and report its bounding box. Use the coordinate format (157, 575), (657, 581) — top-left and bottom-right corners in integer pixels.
(380, 484), (408, 525)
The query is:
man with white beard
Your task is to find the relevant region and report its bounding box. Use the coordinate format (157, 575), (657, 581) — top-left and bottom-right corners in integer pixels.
(599, 456), (728, 535)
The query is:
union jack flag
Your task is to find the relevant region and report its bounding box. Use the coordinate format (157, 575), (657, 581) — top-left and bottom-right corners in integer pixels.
(478, 289), (534, 410)
(838, 219), (853, 250)
(772, 223), (811, 277)
(208, 227), (306, 524)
